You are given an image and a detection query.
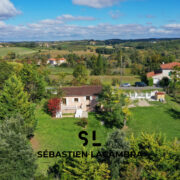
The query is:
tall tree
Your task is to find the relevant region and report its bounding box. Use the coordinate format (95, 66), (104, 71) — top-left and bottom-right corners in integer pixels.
(72, 64), (89, 85)
(19, 63), (46, 102)
(97, 85), (128, 128)
(98, 130), (130, 180)
(93, 54), (104, 75)
(0, 62), (13, 89)
(0, 75), (36, 136)
(0, 117), (37, 180)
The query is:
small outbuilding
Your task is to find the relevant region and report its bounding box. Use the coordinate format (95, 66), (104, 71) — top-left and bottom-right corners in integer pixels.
(155, 92), (165, 102)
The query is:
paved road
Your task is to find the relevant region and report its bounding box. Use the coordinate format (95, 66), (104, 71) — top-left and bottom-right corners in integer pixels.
(119, 86), (163, 90)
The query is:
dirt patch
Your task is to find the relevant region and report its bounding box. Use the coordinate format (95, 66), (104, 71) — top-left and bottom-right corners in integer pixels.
(138, 100), (151, 107)
(30, 136), (40, 151)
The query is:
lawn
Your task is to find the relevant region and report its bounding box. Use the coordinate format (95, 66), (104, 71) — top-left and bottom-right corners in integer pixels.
(34, 96), (180, 175)
(34, 107), (113, 175)
(0, 47), (37, 57)
(128, 96), (180, 141)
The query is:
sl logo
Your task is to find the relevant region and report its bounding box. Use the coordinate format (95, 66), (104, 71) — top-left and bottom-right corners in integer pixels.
(79, 131), (101, 147)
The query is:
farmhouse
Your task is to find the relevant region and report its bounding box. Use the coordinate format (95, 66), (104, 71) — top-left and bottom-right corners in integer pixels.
(56, 86), (102, 118)
(47, 58), (67, 66)
(147, 62), (180, 85)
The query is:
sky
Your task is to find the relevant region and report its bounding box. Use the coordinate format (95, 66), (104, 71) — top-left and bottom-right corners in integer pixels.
(0, 0), (180, 41)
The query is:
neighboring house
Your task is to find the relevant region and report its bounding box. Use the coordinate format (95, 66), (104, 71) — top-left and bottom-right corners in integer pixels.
(129, 90), (165, 101)
(47, 58), (67, 66)
(56, 86), (102, 118)
(147, 62), (180, 85)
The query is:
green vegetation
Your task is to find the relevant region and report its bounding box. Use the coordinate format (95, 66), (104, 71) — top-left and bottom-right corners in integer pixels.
(0, 75), (36, 136)
(34, 106), (113, 175)
(0, 117), (37, 180)
(128, 96), (180, 140)
(0, 47), (37, 57)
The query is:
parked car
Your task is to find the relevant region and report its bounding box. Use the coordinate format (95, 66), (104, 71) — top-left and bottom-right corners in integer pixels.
(121, 83), (131, 87)
(135, 82), (147, 87)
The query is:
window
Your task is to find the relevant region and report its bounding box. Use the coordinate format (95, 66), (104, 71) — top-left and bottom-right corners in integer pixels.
(86, 96), (90, 100)
(86, 105), (90, 108)
(62, 98), (66, 105)
(74, 98), (79, 102)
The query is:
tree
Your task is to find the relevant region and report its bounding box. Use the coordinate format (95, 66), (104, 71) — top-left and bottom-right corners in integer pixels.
(121, 133), (180, 180)
(98, 130), (130, 180)
(0, 117), (37, 180)
(93, 54), (104, 75)
(7, 51), (16, 60)
(159, 77), (170, 87)
(169, 66), (180, 101)
(72, 64), (88, 85)
(48, 154), (110, 180)
(19, 63), (46, 102)
(0, 75), (36, 136)
(0, 62), (14, 89)
(97, 85), (128, 128)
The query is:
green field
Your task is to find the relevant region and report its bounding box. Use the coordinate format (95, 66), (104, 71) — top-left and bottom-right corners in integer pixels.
(0, 47), (37, 57)
(34, 96), (180, 175)
(128, 96), (180, 140)
(34, 108), (113, 175)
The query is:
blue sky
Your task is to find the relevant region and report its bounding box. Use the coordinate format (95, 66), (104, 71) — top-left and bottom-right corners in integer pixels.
(0, 0), (180, 41)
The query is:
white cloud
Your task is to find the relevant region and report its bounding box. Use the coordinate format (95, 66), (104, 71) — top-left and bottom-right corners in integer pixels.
(0, 0), (21, 20)
(109, 10), (124, 19)
(0, 17), (180, 41)
(57, 14), (96, 21)
(72, 0), (125, 8)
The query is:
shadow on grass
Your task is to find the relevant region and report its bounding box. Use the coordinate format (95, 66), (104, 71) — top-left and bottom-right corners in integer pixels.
(166, 108), (180, 120)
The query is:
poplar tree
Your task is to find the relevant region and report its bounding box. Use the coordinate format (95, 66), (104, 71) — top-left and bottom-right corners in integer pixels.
(0, 74), (36, 136)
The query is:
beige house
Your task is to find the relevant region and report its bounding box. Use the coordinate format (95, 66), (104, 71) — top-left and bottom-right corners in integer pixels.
(56, 86), (102, 118)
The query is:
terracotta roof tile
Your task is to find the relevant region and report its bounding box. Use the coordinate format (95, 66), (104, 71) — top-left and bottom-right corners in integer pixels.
(160, 62), (180, 70)
(62, 86), (102, 96)
(146, 71), (162, 78)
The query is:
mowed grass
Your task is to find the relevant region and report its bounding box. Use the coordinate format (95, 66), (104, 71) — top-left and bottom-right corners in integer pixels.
(34, 107), (113, 175)
(0, 47), (37, 56)
(34, 96), (180, 175)
(128, 96), (180, 141)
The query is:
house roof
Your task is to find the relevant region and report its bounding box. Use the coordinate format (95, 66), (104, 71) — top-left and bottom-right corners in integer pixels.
(48, 58), (66, 61)
(156, 92), (165, 95)
(62, 86), (102, 96)
(146, 71), (162, 78)
(160, 62), (180, 70)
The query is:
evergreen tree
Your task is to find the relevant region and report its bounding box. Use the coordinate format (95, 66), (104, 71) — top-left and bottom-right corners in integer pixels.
(98, 130), (130, 180)
(48, 154), (110, 180)
(94, 54), (104, 75)
(0, 117), (37, 180)
(0, 75), (36, 136)
(121, 133), (180, 180)
(19, 63), (46, 102)
(0, 62), (13, 89)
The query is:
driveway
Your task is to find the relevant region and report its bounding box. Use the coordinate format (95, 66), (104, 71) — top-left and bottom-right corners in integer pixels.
(119, 86), (163, 90)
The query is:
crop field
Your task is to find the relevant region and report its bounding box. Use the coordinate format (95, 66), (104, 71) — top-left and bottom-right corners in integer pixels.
(0, 47), (37, 57)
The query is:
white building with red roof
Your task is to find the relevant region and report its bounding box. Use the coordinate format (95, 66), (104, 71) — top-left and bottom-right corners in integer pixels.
(146, 62), (180, 85)
(47, 58), (67, 66)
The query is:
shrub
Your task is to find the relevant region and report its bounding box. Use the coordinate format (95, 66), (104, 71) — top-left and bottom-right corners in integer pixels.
(48, 98), (61, 117)
(90, 78), (102, 85)
(148, 78), (153, 86)
(75, 118), (88, 128)
(112, 78), (120, 86)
